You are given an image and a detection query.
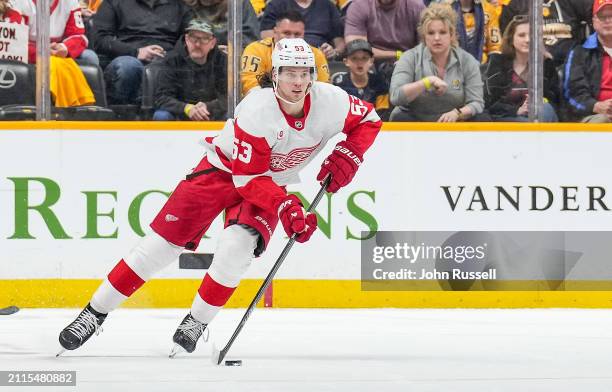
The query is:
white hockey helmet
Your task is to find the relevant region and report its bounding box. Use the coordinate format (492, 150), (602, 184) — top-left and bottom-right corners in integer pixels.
(272, 38), (317, 80)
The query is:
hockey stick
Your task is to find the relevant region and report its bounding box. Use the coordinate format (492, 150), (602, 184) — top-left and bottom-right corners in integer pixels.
(0, 306), (19, 315)
(212, 176), (331, 365)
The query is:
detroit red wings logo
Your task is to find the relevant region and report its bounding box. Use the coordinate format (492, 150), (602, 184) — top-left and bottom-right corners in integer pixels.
(270, 142), (321, 172)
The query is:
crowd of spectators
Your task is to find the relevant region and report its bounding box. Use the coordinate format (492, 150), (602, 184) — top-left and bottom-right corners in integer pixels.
(0, 0), (611, 123)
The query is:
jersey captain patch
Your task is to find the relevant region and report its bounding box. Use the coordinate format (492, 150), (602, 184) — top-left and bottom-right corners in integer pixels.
(270, 142), (321, 172)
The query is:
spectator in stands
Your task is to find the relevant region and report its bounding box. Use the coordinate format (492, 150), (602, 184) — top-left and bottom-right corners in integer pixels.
(333, 39), (390, 120)
(154, 19), (227, 121)
(389, 4), (486, 121)
(564, 0), (612, 123)
(431, 0), (502, 63)
(345, 0), (424, 85)
(241, 10), (329, 96)
(92, 0), (192, 104)
(500, 0), (593, 66)
(345, 0), (424, 63)
(15, 0), (99, 65)
(184, 0), (259, 50)
(260, 0), (345, 59)
(484, 15), (559, 122)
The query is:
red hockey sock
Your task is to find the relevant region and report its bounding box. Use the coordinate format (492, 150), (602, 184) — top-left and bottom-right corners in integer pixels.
(197, 273), (236, 307)
(107, 259), (146, 297)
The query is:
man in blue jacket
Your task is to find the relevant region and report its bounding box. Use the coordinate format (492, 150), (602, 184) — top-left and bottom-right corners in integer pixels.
(564, 0), (612, 122)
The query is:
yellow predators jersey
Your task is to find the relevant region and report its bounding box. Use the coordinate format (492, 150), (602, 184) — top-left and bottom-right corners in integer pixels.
(442, 0), (501, 63)
(463, 0), (501, 62)
(240, 37), (331, 96)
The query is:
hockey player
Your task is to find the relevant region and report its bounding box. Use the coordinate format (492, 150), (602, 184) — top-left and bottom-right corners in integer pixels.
(57, 38), (382, 357)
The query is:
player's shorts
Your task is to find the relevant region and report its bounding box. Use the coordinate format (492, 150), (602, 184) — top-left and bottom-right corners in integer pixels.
(150, 156), (279, 257)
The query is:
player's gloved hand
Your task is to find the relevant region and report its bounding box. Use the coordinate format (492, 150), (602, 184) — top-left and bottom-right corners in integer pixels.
(277, 194), (318, 243)
(316, 141), (363, 193)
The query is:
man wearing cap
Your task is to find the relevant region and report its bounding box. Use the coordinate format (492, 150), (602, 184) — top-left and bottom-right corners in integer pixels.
(564, 0), (612, 122)
(153, 19), (227, 121)
(332, 39), (390, 120)
(240, 10), (329, 96)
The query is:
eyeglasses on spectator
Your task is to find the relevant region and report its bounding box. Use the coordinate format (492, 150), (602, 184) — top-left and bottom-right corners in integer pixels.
(187, 34), (214, 45)
(595, 13), (612, 23)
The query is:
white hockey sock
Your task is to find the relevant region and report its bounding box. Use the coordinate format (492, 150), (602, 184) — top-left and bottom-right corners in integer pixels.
(191, 291), (222, 324)
(90, 231), (183, 314)
(190, 225), (258, 324)
(90, 279), (127, 314)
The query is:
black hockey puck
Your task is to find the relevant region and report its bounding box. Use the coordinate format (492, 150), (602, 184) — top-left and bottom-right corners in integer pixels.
(224, 360), (242, 366)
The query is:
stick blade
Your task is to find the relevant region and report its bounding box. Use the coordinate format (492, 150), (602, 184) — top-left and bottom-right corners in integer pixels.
(211, 344), (223, 365)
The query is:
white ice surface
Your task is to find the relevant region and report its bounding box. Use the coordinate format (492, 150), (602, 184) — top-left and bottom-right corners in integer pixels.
(1, 308), (612, 391)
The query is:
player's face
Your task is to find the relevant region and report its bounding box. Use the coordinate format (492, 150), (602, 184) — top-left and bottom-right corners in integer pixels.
(512, 23), (530, 56)
(424, 20), (453, 56)
(343, 51), (373, 77)
(274, 20), (305, 42)
(276, 67), (312, 102)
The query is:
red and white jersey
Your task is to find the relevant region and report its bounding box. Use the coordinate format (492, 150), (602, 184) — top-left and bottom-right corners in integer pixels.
(11, 0), (87, 63)
(2, 4), (26, 24)
(204, 82), (382, 214)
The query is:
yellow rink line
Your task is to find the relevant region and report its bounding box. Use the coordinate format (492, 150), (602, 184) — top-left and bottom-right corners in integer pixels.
(1, 121), (612, 132)
(2, 279), (612, 308)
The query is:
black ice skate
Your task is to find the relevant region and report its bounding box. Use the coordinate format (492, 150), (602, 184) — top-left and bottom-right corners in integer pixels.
(169, 313), (208, 358)
(57, 304), (107, 356)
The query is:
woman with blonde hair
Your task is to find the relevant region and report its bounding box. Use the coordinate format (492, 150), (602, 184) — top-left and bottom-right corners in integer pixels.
(483, 15), (559, 122)
(389, 3), (486, 122)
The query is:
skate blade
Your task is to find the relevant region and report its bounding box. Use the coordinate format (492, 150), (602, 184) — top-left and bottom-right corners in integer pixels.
(169, 344), (185, 358)
(56, 348), (67, 357)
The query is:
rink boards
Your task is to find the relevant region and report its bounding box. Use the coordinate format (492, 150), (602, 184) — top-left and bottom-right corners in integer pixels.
(2, 121), (612, 308)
